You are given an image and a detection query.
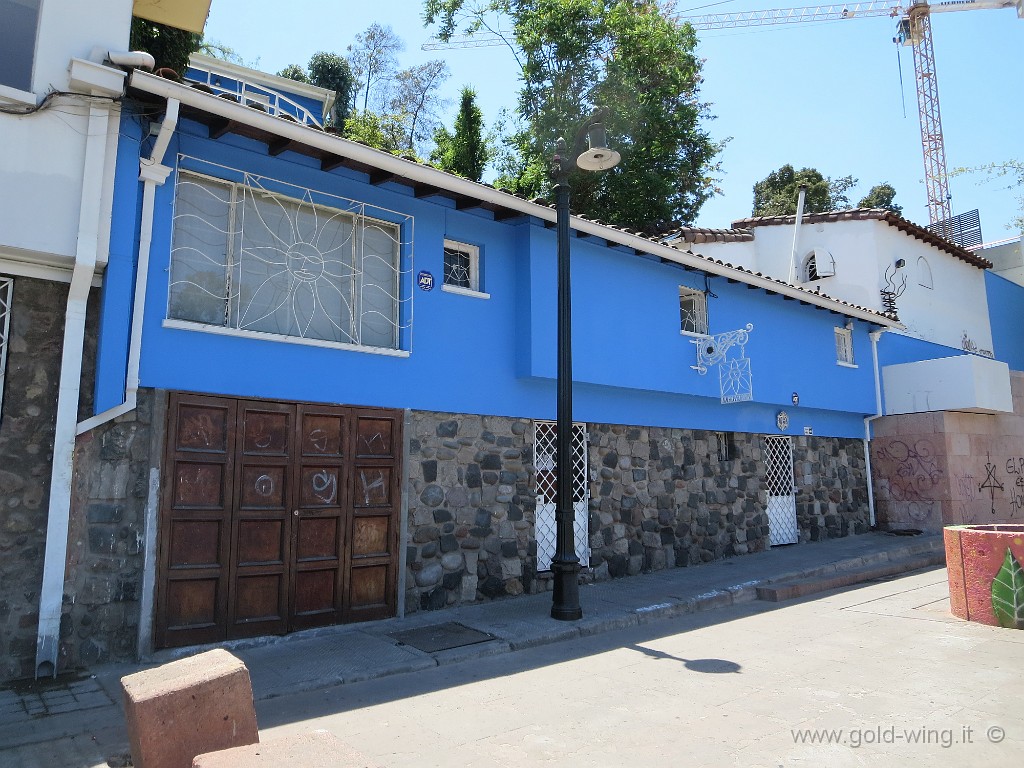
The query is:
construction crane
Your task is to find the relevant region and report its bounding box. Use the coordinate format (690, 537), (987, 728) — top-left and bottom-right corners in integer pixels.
(424, 1), (1023, 228)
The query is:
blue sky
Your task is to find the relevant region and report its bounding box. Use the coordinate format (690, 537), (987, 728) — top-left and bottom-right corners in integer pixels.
(203, 1), (1023, 239)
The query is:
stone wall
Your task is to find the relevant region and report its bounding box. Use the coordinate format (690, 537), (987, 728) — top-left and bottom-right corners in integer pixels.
(0, 277), (98, 682)
(405, 410), (870, 613)
(60, 389), (163, 672)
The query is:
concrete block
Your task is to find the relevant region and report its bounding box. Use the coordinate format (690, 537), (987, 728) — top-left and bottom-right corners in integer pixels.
(121, 649), (259, 768)
(192, 730), (382, 768)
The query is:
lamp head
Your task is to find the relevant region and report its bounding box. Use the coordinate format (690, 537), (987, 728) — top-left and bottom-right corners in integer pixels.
(576, 122), (620, 171)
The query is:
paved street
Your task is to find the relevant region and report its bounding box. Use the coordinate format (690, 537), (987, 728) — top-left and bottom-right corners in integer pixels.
(247, 569), (1021, 767)
(1, 534), (1020, 767)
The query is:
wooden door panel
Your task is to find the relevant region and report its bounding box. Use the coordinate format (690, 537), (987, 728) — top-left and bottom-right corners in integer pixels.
(229, 401), (293, 638)
(156, 394), (236, 649)
(158, 396), (402, 647)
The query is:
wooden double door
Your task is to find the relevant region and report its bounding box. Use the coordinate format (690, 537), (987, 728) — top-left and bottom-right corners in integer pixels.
(156, 393), (402, 649)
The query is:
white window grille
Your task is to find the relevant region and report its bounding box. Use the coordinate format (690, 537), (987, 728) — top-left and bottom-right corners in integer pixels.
(533, 420), (590, 571)
(715, 431), (732, 462)
(679, 286), (708, 336)
(834, 326), (855, 366)
(0, 0), (40, 91)
(764, 435), (798, 546)
(169, 165), (411, 351)
(0, 277), (12, 414)
(803, 248), (835, 281)
(442, 239), (485, 296)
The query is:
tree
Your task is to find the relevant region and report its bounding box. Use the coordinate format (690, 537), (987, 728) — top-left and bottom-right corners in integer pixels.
(277, 64), (309, 82)
(308, 52), (356, 129)
(858, 183), (902, 216)
(343, 110), (406, 154)
(752, 165), (857, 217)
(432, 86), (490, 181)
(387, 60), (450, 154)
(347, 23), (404, 113)
(952, 160), (1024, 232)
(129, 17), (201, 74)
(424, 0), (722, 229)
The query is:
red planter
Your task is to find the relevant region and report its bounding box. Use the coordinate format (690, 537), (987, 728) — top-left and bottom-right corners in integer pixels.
(944, 524), (1024, 626)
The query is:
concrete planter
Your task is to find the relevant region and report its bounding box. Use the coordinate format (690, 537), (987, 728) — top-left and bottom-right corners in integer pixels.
(944, 524), (1024, 628)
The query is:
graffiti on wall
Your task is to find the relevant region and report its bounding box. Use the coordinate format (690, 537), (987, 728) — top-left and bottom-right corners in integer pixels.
(873, 439), (944, 524)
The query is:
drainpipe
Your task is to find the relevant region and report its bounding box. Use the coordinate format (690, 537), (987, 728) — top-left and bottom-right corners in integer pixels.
(863, 329), (886, 528)
(76, 99), (178, 435)
(788, 184), (808, 285)
(35, 100), (114, 678)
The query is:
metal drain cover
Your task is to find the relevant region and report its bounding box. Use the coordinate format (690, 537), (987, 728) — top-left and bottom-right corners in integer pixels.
(389, 622), (494, 653)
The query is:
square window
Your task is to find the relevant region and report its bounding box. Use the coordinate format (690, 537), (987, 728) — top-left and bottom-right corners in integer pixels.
(168, 172), (403, 351)
(443, 240), (481, 293)
(835, 327), (855, 365)
(679, 287), (708, 336)
(0, 0), (40, 91)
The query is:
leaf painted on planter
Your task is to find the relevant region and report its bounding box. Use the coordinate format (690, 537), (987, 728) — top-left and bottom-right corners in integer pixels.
(991, 548), (1024, 630)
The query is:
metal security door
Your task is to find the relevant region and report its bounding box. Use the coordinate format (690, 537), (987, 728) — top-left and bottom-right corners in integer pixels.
(534, 421), (590, 571)
(764, 435), (798, 546)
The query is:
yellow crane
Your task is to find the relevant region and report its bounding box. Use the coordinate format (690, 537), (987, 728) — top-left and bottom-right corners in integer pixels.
(424, 1), (1023, 228)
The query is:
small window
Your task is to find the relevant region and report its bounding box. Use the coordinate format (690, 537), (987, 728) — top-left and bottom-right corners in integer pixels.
(917, 256), (933, 289)
(442, 239), (484, 295)
(715, 431), (733, 462)
(803, 248), (835, 282)
(0, 0), (41, 91)
(679, 287), (708, 336)
(0, 277), (12, 418)
(835, 327), (855, 366)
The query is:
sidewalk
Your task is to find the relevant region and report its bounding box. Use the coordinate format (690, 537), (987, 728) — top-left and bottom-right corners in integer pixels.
(0, 531), (945, 766)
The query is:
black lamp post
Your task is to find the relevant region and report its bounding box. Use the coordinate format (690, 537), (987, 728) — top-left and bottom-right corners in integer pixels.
(550, 108), (620, 621)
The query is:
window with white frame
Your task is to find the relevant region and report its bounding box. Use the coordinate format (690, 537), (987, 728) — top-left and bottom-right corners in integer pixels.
(0, 0), (41, 91)
(835, 326), (855, 366)
(442, 239), (484, 295)
(169, 172), (404, 351)
(679, 286), (708, 336)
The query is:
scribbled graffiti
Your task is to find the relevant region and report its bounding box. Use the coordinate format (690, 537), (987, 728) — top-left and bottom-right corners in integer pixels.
(311, 470), (337, 504)
(953, 473), (976, 499)
(308, 428), (329, 453)
(359, 470), (387, 506)
(979, 453), (1004, 515)
(874, 440), (943, 502)
(254, 474), (275, 497)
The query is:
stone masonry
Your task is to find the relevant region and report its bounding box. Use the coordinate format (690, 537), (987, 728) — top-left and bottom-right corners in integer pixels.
(405, 411), (870, 613)
(0, 277), (98, 682)
(60, 389), (163, 673)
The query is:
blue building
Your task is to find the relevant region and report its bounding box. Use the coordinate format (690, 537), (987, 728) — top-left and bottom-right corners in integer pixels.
(41, 56), (912, 670)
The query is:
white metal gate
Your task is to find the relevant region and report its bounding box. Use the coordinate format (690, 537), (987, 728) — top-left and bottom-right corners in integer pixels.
(534, 421), (590, 571)
(764, 435), (798, 546)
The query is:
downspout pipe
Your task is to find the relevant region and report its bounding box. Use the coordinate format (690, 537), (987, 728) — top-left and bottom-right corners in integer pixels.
(76, 99), (178, 435)
(788, 184), (808, 285)
(863, 329), (887, 528)
(35, 100), (113, 677)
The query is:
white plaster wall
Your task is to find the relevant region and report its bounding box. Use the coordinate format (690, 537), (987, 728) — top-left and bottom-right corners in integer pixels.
(703, 219), (993, 353)
(0, 1), (132, 265)
(882, 355), (1012, 415)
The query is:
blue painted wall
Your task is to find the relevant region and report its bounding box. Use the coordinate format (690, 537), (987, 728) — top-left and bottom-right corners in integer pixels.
(986, 271), (1024, 371)
(99, 112), (888, 439)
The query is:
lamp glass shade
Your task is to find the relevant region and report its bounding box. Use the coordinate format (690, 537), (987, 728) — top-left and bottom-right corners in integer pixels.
(576, 123), (620, 171)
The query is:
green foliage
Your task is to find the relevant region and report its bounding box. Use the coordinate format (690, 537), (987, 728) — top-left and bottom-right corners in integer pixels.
(347, 23), (404, 112)
(129, 17), (201, 75)
(858, 183), (902, 216)
(198, 40), (247, 66)
(992, 548), (1024, 630)
(425, 0), (722, 228)
(431, 87), (490, 181)
(952, 160), (1024, 232)
(277, 64), (309, 83)
(752, 165), (857, 217)
(343, 110), (405, 153)
(308, 52), (356, 129)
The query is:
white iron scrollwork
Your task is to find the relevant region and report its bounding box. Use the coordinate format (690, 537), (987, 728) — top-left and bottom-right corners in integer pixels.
(691, 323), (754, 404)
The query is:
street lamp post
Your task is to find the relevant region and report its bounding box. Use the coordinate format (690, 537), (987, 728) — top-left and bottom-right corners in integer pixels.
(549, 108), (620, 621)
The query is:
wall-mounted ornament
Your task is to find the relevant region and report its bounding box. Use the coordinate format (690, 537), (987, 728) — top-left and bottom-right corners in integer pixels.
(691, 323), (754, 404)
(776, 411), (790, 431)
